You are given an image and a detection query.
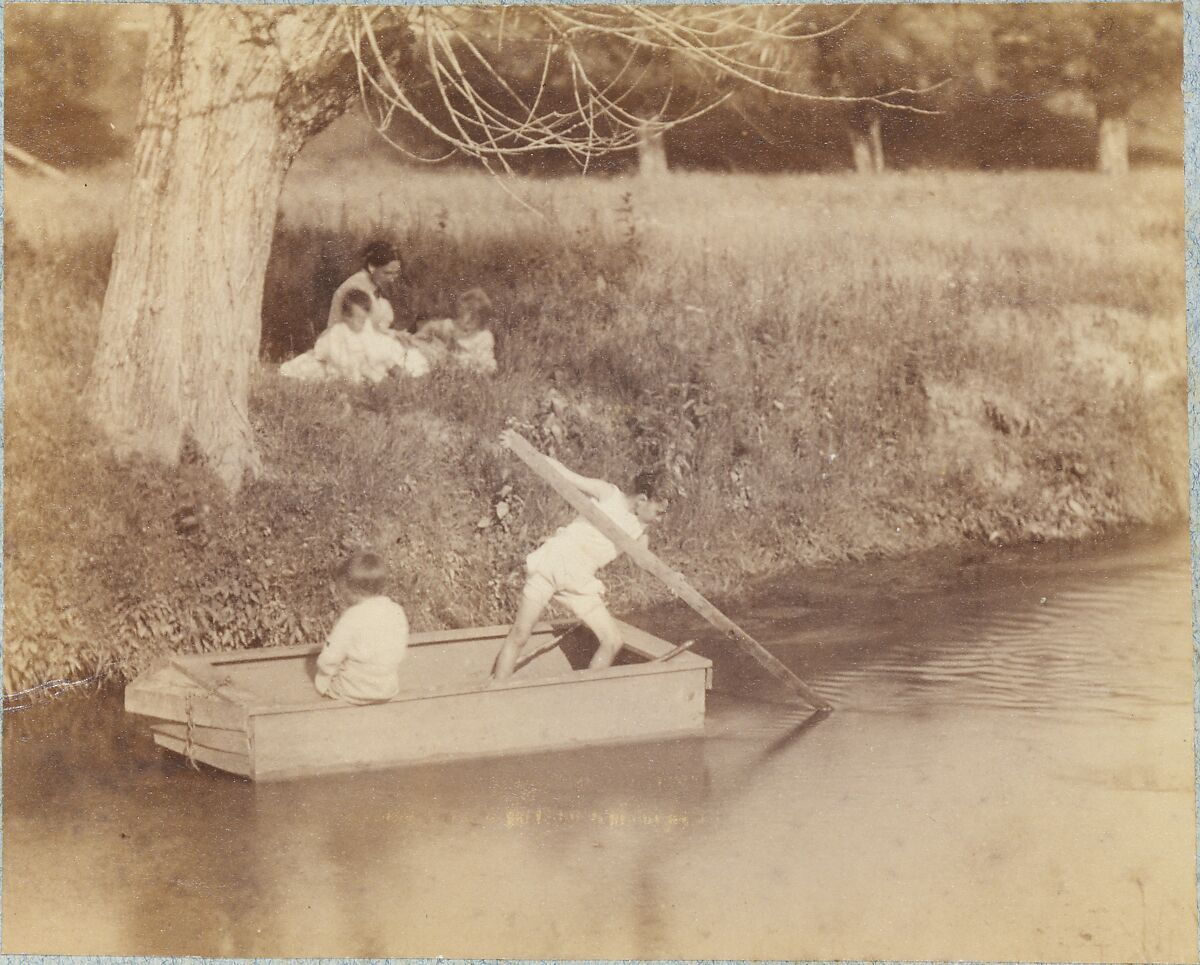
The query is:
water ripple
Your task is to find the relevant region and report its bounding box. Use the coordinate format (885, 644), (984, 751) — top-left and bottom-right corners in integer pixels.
(774, 547), (1191, 721)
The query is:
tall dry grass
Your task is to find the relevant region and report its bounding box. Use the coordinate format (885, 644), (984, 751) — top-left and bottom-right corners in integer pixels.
(2, 161), (1186, 691)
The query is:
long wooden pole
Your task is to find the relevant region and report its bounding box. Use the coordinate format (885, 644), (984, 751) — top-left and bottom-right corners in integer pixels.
(505, 432), (833, 712)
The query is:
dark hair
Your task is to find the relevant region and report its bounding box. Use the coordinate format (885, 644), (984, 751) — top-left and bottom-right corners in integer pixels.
(337, 551), (388, 597)
(342, 288), (372, 317)
(362, 241), (401, 270)
(632, 468), (670, 502)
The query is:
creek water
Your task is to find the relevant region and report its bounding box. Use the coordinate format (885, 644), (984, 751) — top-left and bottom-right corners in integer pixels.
(3, 530), (1196, 961)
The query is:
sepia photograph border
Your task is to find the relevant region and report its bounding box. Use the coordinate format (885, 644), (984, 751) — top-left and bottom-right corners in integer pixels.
(0, 0), (1198, 961)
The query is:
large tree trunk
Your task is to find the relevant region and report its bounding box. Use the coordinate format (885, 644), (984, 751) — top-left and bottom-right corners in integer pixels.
(1096, 109), (1130, 175)
(86, 7), (402, 490)
(636, 119), (669, 177)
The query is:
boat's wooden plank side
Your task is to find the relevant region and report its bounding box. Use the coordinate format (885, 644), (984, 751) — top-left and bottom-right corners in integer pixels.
(167, 657), (263, 705)
(124, 655), (257, 733)
(127, 629), (573, 724)
(251, 664), (708, 780)
(152, 733), (252, 778)
(614, 621), (713, 681)
(173, 631), (571, 712)
(127, 622), (710, 780)
(151, 722), (251, 757)
(197, 621), (573, 667)
(125, 679), (250, 731)
(613, 620), (675, 659)
(393, 636), (573, 689)
(249, 655), (694, 717)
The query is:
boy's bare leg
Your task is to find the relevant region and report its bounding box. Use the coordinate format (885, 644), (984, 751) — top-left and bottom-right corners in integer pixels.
(580, 604), (624, 670)
(492, 594), (546, 681)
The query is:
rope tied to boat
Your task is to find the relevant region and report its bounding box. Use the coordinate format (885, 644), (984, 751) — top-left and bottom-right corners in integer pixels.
(194, 674), (235, 700)
(183, 693), (200, 771)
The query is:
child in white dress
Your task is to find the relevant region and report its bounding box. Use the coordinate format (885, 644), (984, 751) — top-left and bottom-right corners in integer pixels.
(281, 289), (429, 383)
(412, 288), (498, 375)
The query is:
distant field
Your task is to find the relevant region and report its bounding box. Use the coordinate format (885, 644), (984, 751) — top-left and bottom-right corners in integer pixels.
(2, 162), (1187, 691)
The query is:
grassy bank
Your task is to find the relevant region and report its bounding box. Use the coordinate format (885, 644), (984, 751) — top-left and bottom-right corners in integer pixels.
(3, 162), (1186, 693)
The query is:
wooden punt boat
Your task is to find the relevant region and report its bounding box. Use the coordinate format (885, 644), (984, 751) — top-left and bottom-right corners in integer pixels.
(124, 620), (713, 781)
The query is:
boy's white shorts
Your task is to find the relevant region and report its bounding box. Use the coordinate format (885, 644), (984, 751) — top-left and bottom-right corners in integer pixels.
(522, 570), (608, 620)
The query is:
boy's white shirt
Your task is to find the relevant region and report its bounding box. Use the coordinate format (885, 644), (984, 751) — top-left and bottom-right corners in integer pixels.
(527, 485), (645, 593)
(316, 596), (410, 703)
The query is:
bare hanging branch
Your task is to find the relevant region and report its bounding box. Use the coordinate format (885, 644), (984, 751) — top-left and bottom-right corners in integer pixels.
(343, 4), (947, 167)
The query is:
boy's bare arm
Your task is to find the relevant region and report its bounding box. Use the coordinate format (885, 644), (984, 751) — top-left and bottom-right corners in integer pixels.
(543, 456), (616, 500)
(499, 430), (615, 500)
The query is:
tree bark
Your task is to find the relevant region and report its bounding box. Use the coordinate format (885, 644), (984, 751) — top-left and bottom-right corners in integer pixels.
(86, 7), (404, 490)
(636, 119), (669, 177)
(849, 111), (885, 174)
(867, 114), (885, 173)
(1096, 111), (1130, 175)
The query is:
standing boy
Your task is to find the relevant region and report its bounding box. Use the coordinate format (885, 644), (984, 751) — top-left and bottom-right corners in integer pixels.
(492, 429), (669, 680)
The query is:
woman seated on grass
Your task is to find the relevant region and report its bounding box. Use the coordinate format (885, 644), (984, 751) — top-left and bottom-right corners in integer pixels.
(280, 288), (429, 384)
(411, 288), (498, 375)
(327, 240), (405, 334)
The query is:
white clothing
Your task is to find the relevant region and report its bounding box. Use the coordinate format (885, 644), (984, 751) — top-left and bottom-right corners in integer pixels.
(454, 329), (497, 375)
(525, 486), (645, 597)
(277, 352), (326, 382)
(412, 322), (497, 375)
(327, 269), (395, 333)
(314, 596), (410, 704)
(522, 569), (609, 620)
(279, 322), (429, 384)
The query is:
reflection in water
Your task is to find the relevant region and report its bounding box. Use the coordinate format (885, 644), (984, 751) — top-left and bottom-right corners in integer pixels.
(3, 530), (1195, 960)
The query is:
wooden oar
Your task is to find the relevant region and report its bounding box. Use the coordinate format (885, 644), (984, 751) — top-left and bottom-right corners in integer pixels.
(504, 431), (833, 712)
(511, 632), (567, 674)
(653, 639), (696, 663)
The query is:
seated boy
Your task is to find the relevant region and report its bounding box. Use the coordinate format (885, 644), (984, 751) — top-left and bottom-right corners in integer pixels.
(491, 429), (670, 680)
(315, 551), (410, 704)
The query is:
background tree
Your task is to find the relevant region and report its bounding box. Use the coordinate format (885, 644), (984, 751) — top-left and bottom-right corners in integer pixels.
(804, 5), (958, 173)
(372, 16), (687, 176)
(4, 4), (146, 167)
(990, 3), (1183, 174)
(354, 9), (801, 179)
(88, 5), (922, 489)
